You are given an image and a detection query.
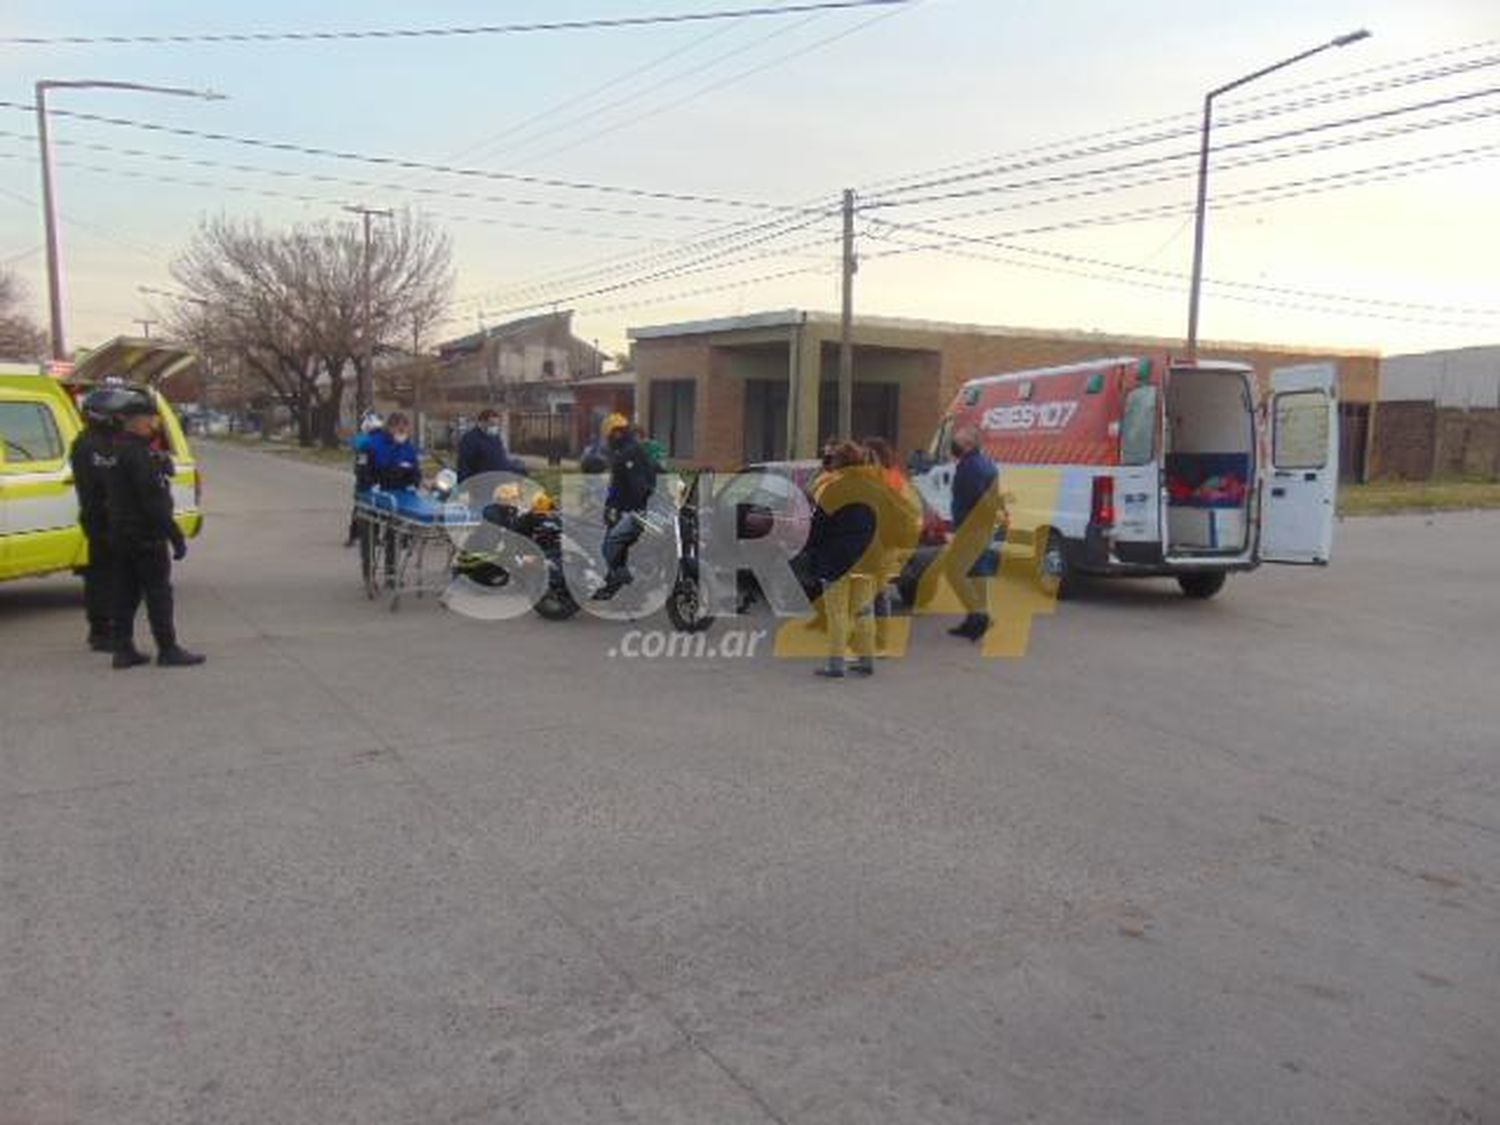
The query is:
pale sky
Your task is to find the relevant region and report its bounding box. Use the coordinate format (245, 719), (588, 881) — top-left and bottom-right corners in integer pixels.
(2, 0), (1498, 359)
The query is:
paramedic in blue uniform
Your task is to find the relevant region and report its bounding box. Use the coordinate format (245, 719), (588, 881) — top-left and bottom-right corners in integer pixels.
(346, 411), (383, 546)
(370, 411), (421, 490)
(368, 412), (422, 584)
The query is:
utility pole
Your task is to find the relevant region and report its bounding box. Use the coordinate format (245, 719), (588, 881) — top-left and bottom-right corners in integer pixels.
(134, 317), (155, 339)
(838, 188), (856, 439)
(345, 204), (393, 416)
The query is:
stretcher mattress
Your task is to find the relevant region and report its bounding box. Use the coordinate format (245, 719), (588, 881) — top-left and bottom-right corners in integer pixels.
(355, 488), (476, 525)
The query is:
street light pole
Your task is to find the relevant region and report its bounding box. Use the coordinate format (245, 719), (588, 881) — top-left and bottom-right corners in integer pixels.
(35, 80), (224, 362)
(345, 205), (394, 416)
(838, 188), (856, 439)
(1185, 29), (1370, 357)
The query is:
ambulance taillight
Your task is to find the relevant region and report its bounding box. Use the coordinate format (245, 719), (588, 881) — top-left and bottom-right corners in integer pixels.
(1090, 476), (1116, 529)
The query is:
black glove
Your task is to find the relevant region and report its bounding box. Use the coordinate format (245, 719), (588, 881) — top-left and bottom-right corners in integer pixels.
(170, 530), (188, 561)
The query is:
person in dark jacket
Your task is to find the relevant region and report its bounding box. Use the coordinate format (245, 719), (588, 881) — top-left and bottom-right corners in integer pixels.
(806, 441), (879, 678)
(456, 409), (528, 496)
(591, 414), (657, 600)
(946, 424), (1000, 641)
(70, 387), (134, 650)
(106, 393), (203, 668)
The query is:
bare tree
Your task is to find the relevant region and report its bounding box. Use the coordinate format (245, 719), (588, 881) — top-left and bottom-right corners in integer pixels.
(0, 269), (47, 363)
(169, 212), (452, 447)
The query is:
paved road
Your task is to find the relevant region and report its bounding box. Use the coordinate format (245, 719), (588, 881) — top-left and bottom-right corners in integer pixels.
(2, 441), (1497, 1124)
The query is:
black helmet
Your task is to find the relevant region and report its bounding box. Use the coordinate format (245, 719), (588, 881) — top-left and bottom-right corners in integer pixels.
(81, 386), (136, 425)
(115, 389), (161, 419)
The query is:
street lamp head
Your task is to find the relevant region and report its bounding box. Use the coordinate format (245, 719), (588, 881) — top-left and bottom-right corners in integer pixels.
(1332, 29), (1372, 47)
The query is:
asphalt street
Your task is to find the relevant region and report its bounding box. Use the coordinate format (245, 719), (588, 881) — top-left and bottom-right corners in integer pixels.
(2, 441), (1497, 1125)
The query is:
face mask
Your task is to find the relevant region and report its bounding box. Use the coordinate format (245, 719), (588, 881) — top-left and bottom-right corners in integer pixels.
(393, 432), (409, 444)
(485, 425), (501, 437)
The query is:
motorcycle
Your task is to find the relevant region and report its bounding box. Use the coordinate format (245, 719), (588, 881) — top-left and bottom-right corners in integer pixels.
(453, 483), (596, 622)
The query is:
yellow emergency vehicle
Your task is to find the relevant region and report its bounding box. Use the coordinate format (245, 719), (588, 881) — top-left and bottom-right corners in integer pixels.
(0, 343), (202, 583)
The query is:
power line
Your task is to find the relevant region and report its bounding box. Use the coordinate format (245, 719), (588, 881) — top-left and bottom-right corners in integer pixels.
(865, 142), (1500, 246)
(864, 56), (1500, 202)
(862, 102), (1500, 228)
(0, 99), (814, 214)
(0, 128), (743, 226)
(0, 1), (915, 46)
(445, 204), (843, 312)
(474, 49), (1500, 309)
(865, 85), (1500, 207)
(870, 237), (1500, 331)
(480, 10), (829, 167)
(279, 37), (1499, 328)
(0, 149), (688, 243)
(855, 37), (1500, 197)
(864, 218), (1500, 318)
(517, 0), (921, 166)
(434, 20), (745, 171)
(457, 211), (840, 319)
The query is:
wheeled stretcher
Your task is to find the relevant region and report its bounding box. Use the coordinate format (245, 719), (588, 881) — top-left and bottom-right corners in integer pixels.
(353, 488), (477, 610)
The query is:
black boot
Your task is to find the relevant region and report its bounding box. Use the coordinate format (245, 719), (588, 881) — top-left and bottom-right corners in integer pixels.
(157, 645), (206, 667)
(88, 631), (114, 653)
(591, 570), (633, 601)
(113, 647), (151, 669)
(947, 613), (983, 639)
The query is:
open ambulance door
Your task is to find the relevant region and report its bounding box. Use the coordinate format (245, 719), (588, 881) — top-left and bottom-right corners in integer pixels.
(1259, 363), (1338, 565)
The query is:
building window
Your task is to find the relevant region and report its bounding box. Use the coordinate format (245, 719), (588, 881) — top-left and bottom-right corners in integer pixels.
(818, 382), (898, 448)
(744, 378), (788, 463)
(649, 379), (696, 458)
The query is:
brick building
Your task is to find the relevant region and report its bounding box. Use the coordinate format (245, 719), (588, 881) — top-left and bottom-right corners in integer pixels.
(1370, 345), (1500, 480)
(629, 310), (1379, 474)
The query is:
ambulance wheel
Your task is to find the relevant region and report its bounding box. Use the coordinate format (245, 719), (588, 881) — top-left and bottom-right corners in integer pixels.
(1177, 571), (1227, 600)
(1034, 527), (1072, 600)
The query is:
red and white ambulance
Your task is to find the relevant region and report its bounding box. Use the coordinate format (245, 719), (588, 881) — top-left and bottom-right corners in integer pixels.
(910, 356), (1339, 599)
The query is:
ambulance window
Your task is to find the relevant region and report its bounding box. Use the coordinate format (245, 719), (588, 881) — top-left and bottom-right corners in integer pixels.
(0, 402), (63, 464)
(1120, 385), (1158, 465)
(930, 416), (954, 462)
(1274, 390), (1329, 469)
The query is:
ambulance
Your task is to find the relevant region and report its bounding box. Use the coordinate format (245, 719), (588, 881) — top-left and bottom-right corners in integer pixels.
(910, 356), (1338, 599)
(0, 365), (201, 584)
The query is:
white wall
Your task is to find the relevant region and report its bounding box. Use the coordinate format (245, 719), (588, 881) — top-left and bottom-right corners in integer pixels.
(1380, 346), (1500, 407)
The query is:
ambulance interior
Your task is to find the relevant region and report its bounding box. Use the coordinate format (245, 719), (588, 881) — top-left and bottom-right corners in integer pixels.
(1162, 367), (1255, 555)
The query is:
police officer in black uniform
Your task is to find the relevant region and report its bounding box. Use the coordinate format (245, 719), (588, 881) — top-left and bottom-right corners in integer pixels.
(70, 386), (132, 651)
(106, 392), (205, 668)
